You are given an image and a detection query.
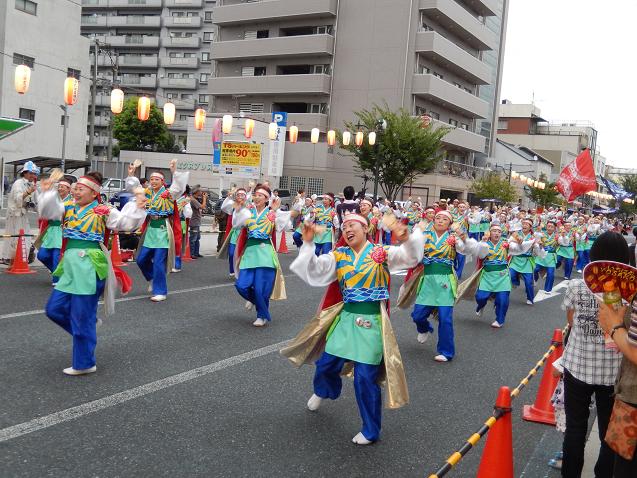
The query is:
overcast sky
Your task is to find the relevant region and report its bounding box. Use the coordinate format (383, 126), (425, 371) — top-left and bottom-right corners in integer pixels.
(500, 0), (636, 168)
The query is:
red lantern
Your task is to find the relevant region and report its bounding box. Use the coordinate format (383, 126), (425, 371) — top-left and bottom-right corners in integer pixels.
(137, 96), (151, 121)
(63, 77), (79, 106)
(194, 108), (206, 130)
(14, 65), (31, 94)
(244, 119), (255, 138)
(355, 131), (364, 146)
(289, 125), (299, 143)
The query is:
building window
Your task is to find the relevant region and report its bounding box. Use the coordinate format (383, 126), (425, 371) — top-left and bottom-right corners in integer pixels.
(312, 64), (331, 75)
(181, 94), (193, 100)
(279, 176), (289, 189)
(239, 103), (264, 114)
(67, 68), (81, 80)
(309, 103), (327, 114)
(460, 123), (469, 130)
(19, 108), (35, 121)
(428, 111), (440, 120)
(179, 114), (188, 121)
(414, 105), (426, 116)
(201, 52), (211, 63)
(204, 11), (212, 21)
(15, 0), (37, 15)
(199, 73), (209, 83)
(289, 177), (307, 195)
(13, 53), (35, 69)
(166, 92), (177, 99)
(199, 94), (210, 104)
(497, 120), (508, 130)
(432, 71), (443, 79)
(307, 178), (324, 196)
(257, 30), (269, 39)
(449, 119), (458, 127)
(203, 31), (214, 42)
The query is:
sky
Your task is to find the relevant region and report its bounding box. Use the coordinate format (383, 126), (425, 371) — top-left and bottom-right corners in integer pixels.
(500, 0), (636, 168)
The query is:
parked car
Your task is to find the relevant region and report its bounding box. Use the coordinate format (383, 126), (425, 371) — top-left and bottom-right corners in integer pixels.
(100, 177), (125, 202)
(275, 189), (293, 211)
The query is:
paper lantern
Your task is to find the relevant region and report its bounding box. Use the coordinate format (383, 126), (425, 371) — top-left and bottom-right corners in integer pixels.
(137, 96), (151, 121)
(244, 119), (255, 138)
(342, 131), (351, 146)
(533, 181), (539, 188)
(268, 122), (278, 140)
(289, 125), (299, 143)
(311, 128), (320, 144)
(526, 178), (533, 186)
(63, 77), (79, 106)
(194, 108), (206, 131)
(327, 130), (336, 146)
(110, 88), (124, 114)
(368, 131), (376, 146)
(222, 114), (233, 134)
(519, 175), (526, 182)
(355, 131), (364, 146)
(163, 102), (175, 125)
(14, 65), (31, 94)
(510, 171), (518, 179)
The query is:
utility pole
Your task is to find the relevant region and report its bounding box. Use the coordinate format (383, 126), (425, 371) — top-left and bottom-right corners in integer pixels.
(87, 39), (98, 170)
(107, 51), (118, 174)
(508, 162), (512, 184)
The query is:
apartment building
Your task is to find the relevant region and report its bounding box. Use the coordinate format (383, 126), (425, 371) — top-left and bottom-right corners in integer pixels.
(80, 0), (217, 161)
(208, 0), (505, 201)
(497, 100), (606, 179)
(0, 0), (89, 173)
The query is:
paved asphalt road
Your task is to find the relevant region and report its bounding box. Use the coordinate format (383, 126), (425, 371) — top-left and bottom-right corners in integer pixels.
(0, 245), (581, 478)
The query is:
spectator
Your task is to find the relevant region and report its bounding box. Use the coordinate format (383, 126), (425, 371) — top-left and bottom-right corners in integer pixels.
(189, 188), (207, 258)
(336, 185), (359, 227)
(560, 232), (630, 478)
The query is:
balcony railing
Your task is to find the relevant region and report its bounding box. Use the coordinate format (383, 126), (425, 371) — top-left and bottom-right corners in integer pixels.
(433, 159), (488, 180)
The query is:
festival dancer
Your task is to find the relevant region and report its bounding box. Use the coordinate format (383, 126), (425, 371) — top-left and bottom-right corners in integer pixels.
(313, 193), (336, 255)
(509, 219), (545, 305)
(574, 217), (588, 273)
(36, 175), (76, 285)
(225, 183), (293, 326)
(468, 206), (482, 241)
(474, 224), (527, 328)
(172, 187), (193, 273)
(534, 220), (559, 292)
(292, 196), (313, 248)
(452, 201), (469, 279)
(421, 206), (435, 232)
(220, 187), (248, 277)
(409, 210), (477, 361)
(282, 211), (424, 444)
(126, 159), (189, 302)
(38, 171), (146, 375)
(556, 223), (575, 280)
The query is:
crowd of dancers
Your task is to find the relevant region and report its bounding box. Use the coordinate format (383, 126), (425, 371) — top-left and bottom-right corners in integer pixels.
(2, 161), (626, 446)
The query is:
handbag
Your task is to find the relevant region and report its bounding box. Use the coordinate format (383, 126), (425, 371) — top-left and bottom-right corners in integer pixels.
(604, 399), (637, 460)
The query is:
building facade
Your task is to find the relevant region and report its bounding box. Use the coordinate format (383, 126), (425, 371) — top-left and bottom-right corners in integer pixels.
(0, 0), (89, 173)
(80, 0), (218, 161)
(208, 0), (505, 202)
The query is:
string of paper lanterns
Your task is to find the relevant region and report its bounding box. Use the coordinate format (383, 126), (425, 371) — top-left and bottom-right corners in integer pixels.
(510, 170), (546, 189)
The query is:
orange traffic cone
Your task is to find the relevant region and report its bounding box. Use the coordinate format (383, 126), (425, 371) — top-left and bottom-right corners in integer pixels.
(522, 328), (564, 425)
(278, 229), (289, 254)
(6, 229), (36, 275)
(110, 232), (126, 267)
(477, 386), (514, 478)
(183, 230), (193, 262)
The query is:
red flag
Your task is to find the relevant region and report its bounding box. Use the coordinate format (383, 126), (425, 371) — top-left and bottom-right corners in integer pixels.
(556, 149), (597, 202)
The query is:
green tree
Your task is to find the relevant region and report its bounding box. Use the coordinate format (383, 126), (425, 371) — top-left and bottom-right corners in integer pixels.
(339, 103), (449, 201)
(619, 175), (637, 215)
(470, 172), (518, 203)
(112, 97), (175, 152)
(526, 173), (560, 207)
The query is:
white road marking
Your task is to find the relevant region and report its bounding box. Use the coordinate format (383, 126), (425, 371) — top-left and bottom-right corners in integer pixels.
(0, 340), (289, 443)
(534, 280), (569, 303)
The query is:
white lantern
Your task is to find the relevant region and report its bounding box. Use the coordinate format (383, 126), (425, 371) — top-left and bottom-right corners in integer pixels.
(163, 102), (175, 125)
(14, 65), (31, 94)
(342, 131), (351, 146)
(110, 88), (124, 114)
(222, 114), (233, 134)
(310, 128), (320, 144)
(268, 122), (278, 140)
(368, 131), (376, 146)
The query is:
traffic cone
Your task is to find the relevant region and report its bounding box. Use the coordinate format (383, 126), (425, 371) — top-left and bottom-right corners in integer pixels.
(183, 230), (193, 262)
(6, 229), (36, 275)
(110, 232), (126, 267)
(278, 229), (289, 254)
(477, 386), (513, 478)
(522, 328), (564, 425)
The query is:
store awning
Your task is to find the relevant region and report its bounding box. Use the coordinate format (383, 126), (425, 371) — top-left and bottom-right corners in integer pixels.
(0, 117), (33, 140)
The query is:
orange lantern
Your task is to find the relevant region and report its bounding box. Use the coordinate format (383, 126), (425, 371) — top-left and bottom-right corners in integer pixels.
(137, 96), (150, 121)
(163, 102), (175, 125)
(194, 108), (206, 130)
(268, 122), (278, 140)
(355, 131), (364, 146)
(311, 128), (320, 144)
(110, 88), (124, 114)
(244, 119), (255, 138)
(222, 114), (233, 134)
(327, 130), (336, 146)
(63, 77), (79, 106)
(342, 131), (351, 146)
(289, 125), (299, 143)
(14, 65), (31, 94)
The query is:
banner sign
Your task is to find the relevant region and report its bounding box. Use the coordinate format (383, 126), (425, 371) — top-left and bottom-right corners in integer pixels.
(214, 142), (262, 177)
(267, 112), (287, 177)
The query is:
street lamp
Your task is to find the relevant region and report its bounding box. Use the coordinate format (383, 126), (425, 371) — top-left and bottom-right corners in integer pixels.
(372, 118), (387, 200)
